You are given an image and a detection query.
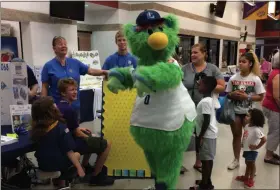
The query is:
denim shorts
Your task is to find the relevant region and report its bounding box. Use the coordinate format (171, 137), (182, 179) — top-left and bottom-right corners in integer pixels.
(243, 151), (258, 161)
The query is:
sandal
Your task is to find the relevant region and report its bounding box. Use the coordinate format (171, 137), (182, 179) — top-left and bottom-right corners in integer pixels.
(264, 157), (280, 165)
(193, 165), (202, 173)
(273, 153), (280, 160)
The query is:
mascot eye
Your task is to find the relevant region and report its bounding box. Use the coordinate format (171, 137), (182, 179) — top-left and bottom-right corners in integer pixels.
(148, 29), (153, 35)
(159, 27), (163, 31)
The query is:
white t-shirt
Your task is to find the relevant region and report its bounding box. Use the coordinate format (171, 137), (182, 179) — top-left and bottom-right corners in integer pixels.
(242, 125), (265, 152)
(195, 97), (218, 139)
(226, 73), (266, 114)
(130, 82), (197, 131)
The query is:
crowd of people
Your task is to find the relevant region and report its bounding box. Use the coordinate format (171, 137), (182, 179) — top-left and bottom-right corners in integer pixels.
(21, 30), (279, 189)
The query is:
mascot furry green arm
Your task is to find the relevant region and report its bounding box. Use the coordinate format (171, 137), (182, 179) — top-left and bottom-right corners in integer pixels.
(107, 10), (197, 190)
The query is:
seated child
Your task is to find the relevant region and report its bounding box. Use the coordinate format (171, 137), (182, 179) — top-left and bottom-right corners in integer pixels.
(235, 108), (266, 189)
(190, 76), (218, 190)
(56, 78), (114, 186)
(30, 97), (85, 186)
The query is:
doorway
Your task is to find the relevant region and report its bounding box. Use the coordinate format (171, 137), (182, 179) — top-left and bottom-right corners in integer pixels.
(78, 31), (92, 51)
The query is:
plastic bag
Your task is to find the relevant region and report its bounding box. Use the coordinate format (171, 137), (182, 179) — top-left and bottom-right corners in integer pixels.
(216, 96), (235, 125)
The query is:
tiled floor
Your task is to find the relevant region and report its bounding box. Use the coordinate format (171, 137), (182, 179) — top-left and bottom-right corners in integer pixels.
(31, 119), (279, 189)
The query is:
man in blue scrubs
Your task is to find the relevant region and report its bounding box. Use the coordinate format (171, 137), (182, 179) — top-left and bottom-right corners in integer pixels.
(102, 31), (137, 70)
(41, 36), (108, 118)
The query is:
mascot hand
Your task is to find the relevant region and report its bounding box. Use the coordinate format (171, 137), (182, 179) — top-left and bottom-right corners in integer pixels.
(134, 80), (153, 97)
(107, 77), (126, 94)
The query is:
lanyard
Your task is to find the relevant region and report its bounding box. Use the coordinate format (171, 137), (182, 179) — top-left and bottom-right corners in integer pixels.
(56, 57), (69, 77)
(191, 62), (207, 74)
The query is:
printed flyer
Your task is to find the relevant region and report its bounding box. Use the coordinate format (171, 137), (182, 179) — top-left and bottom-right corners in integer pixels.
(10, 104), (32, 131)
(72, 50), (103, 89)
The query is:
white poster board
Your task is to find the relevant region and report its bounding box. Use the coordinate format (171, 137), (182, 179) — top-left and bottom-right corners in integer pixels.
(1, 61), (28, 125)
(10, 104), (31, 131)
(72, 50), (103, 90)
(33, 66), (42, 93)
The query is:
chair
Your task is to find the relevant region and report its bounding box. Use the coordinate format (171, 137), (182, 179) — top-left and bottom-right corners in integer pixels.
(37, 166), (77, 190)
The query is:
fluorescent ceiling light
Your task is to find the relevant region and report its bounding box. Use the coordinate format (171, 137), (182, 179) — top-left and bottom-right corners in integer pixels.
(243, 0), (255, 6)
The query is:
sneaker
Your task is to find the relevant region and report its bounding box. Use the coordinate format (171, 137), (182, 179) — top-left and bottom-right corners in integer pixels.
(227, 159), (239, 170)
(89, 175), (115, 186)
(143, 185), (156, 190)
(244, 179), (254, 189)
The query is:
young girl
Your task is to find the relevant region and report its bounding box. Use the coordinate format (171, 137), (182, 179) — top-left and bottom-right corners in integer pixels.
(226, 52), (266, 170)
(30, 97), (85, 186)
(236, 108), (266, 188)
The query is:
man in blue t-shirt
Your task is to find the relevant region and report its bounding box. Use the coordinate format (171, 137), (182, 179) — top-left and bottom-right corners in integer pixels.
(56, 78), (114, 186)
(102, 31), (137, 70)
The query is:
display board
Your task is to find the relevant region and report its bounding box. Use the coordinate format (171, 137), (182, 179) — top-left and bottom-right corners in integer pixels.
(1, 61), (28, 125)
(72, 50), (103, 89)
(102, 81), (151, 178)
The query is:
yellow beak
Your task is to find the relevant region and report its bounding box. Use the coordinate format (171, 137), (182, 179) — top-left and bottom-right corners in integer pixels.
(147, 32), (168, 50)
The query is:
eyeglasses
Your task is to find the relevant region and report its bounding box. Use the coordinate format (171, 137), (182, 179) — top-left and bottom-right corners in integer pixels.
(195, 72), (206, 81)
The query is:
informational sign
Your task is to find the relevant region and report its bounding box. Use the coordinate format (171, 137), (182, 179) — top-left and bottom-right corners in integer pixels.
(102, 81), (151, 178)
(1, 61), (28, 125)
(72, 50), (103, 89)
(10, 104), (31, 132)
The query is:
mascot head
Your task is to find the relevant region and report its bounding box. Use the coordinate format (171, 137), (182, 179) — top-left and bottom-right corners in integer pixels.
(123, 10), (179, 65)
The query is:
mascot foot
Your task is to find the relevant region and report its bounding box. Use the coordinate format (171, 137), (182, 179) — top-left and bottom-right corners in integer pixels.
(155, 182), (167, 190)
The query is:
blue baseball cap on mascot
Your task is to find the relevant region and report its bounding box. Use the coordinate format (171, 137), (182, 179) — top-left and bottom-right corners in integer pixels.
(136, 10), (165, 26)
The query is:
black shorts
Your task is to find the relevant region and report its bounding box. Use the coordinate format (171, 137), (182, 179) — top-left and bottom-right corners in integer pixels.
(235, 114), (247, 125)
(74, 137), (108, 155)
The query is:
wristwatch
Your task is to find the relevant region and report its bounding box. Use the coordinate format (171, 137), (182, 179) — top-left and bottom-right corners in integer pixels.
(247, 94), (252, 101)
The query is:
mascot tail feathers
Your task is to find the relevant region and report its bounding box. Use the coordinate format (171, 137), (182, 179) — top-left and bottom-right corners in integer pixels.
(131, 119), (195, 189)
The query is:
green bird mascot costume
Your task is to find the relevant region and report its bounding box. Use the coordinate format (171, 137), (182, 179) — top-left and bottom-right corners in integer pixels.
(107, 10), (197, 190)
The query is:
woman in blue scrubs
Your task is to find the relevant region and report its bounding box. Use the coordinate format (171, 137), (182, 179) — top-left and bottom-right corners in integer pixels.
(41, 36), (108, 118)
